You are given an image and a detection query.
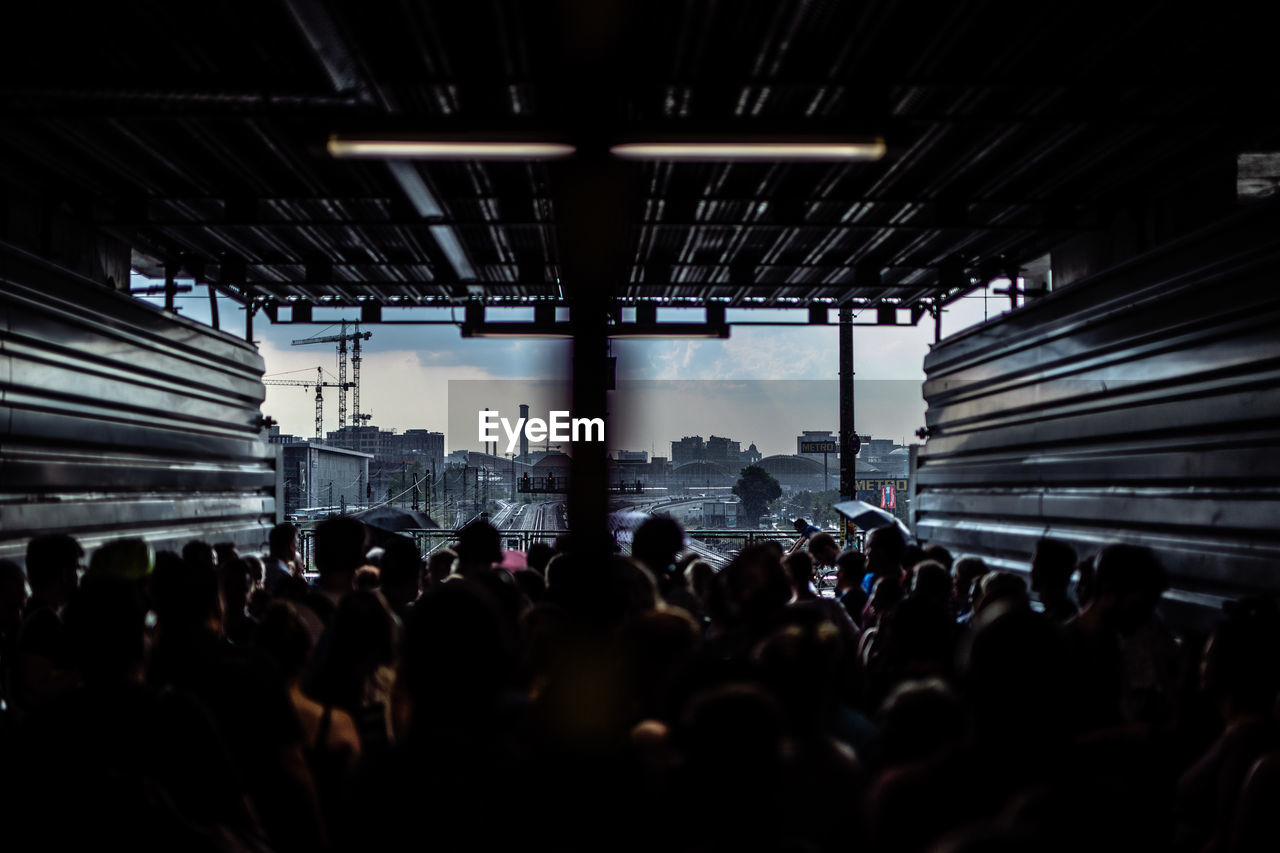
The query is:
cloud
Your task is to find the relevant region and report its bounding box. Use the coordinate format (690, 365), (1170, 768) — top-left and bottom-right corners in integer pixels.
(259, 340), (499, 438)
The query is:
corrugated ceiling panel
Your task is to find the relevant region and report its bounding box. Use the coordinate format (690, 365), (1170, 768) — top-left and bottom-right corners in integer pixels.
(0, 248), (277, 564)
(913, 203), (1280, 629)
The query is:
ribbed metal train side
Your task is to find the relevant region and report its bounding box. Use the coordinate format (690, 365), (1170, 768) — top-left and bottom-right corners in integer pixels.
(914, 204), (1280, 628)
(0, 246), (277, 565)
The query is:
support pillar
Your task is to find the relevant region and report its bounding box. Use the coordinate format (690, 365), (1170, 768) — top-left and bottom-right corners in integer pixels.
(839, 306), (856, 541)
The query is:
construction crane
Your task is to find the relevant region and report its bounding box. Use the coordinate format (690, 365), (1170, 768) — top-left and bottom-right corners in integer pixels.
(291, 321), (373, 430)
(263, 367), (352, 439)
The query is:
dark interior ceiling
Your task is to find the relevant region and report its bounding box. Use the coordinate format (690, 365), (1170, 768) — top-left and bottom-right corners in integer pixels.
(1, 1), (1276, 320)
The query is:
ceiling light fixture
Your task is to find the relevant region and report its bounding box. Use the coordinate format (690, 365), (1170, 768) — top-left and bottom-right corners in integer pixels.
(329, 135), (576, 160)
(610, 139), (886, 162)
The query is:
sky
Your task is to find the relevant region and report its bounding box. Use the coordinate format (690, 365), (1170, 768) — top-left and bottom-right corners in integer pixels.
(134, 275), (1007, 455)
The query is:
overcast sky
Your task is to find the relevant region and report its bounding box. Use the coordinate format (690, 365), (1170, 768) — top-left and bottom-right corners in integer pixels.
(136, 277), (1004, 455)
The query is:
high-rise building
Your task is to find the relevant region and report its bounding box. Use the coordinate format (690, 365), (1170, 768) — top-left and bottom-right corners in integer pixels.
(705, 435), (741, 462)
(671, 436), (704, 464)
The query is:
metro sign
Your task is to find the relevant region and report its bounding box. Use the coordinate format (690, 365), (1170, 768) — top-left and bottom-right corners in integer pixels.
(800, 440), (838, 453)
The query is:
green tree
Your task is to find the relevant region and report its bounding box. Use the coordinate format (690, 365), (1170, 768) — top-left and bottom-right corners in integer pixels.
(733, 465), (782, 529)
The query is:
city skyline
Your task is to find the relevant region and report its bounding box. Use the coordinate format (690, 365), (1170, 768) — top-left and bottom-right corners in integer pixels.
(136, 279), (1005, 453)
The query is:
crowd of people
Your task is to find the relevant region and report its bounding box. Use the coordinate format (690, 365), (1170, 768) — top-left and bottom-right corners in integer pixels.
(1, 515), (1278, 852)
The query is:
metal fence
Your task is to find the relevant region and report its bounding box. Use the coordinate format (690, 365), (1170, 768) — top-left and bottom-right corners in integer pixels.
(295, 526), (856, 572)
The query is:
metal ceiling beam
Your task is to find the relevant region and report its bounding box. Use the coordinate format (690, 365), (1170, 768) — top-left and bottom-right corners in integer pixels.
(99, 217), (1089, 231)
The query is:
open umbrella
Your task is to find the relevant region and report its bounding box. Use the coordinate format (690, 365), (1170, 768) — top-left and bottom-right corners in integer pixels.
(350, 506), (438, 535)
(832, 500), (912, 540)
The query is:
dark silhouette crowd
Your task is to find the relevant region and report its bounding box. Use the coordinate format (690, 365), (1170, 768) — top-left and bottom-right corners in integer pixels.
(1, 517), (1278, 852)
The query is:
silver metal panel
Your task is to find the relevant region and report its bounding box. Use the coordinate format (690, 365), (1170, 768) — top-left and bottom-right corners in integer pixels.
(0, 244), (277, 564)
(914, 204), (1280, 629)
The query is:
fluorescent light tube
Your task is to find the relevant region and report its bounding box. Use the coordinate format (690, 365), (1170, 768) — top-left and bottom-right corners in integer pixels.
(611, 140), (885, 162)
(329, 136), (576, 160)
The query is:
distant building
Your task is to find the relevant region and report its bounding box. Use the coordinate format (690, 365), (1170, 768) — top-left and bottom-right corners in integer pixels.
(281, 441), (372, 516)
(702, 500), (740, 528)
(266, 426), (301, 446)
(326, 425), (392, 458)
(705, 435), (741, 462)
(396, 429), (445, 468)
(673, 434), (746, 465)
(671, 436), (705, 465)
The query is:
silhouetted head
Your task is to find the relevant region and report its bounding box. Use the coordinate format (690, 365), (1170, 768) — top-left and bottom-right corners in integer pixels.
(866, 525), (906, 578)
(1031, 538), (1077, 598)
(973, 571), (1029, 616)
(241, 554), (264, 588)
(427, 547), (456, 585)
(380, 535), (422, 609)
(783, 550), (815, 595)
(151, 551), (221, 632)
(619, 608), (702, 721)
(759, 540), (785, 562)
(218, 558), (252, 617)
(526, 542), (556, 575)
(877, 678), (965, 768)
(685, 559), (715, 601)
(809, 532), (840, 566)
(960, 602), (1070, 752)
(1093, 544), (1166, 634)
(313, 516), (369, 581)
(403, 579), (514, 727)
(793, 518), (809, 534)
(834, 549), (867, 589)
(674, 682), (786, 799)
(721, 543), (793, 633)
(752, 613), (847, 730)
(583, 555), (659, 628)
(910, 560), (953, 607)
(212, 542), (239, 570)
(952, 556), (989, 612)
(268, 522), (298, 559)
(64, 575), (148, 686)
(923, 543), (954, 572)
(87, 537), (154, 584)
(901, 544), (927, 573)
(182, 540), (218, 572)
(455, 520), (502, 573)
(865, 574), (905, 627)
(879, 594), (955, 678)
(25, 533), (83, 602)
(632, 516), (686, 578)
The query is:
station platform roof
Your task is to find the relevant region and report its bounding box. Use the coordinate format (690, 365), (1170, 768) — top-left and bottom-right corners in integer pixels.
(2, 2), (1275, 330)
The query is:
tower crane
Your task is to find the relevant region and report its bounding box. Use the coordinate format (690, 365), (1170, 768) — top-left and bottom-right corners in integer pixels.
(263, 367), (352, 439)
(291, 321), (373, 430)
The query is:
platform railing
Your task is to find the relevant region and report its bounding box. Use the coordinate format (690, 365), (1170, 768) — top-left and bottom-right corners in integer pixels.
(296, 525), (856, 572)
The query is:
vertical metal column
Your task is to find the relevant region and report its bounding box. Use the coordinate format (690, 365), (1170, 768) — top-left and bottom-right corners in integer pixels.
(838, 307), (856, 539)
(550, 0), (635, 555)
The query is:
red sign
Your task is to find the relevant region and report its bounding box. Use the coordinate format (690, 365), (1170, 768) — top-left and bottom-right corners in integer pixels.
(882, 483), (896, 509)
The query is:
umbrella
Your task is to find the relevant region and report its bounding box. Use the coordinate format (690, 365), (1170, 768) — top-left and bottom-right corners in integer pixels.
(498, 549), (528, 572)
(349, 506), (438, 534)
(832, 500), (912, 540)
